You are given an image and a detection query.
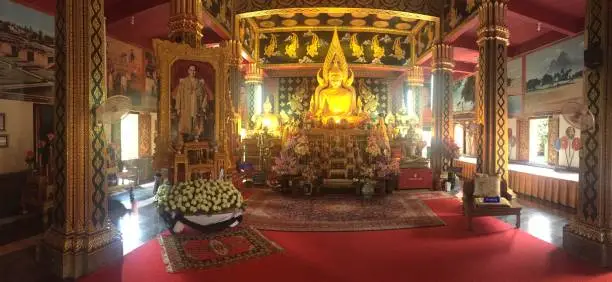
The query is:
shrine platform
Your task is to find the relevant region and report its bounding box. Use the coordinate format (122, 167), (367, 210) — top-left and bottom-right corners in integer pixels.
(454, 157), (579, 209)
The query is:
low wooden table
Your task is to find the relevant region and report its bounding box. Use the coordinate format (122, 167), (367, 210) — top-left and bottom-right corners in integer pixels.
(462, 179), (522, 231)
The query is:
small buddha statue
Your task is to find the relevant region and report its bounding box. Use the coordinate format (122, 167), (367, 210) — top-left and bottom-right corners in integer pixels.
(252, 97), (281, 136)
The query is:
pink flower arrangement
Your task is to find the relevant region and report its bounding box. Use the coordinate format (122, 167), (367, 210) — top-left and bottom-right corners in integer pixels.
(272, 152), (298, 176)
(442, 138), (460, 160)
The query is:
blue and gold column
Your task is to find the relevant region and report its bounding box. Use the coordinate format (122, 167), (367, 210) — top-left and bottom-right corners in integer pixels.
(43, 0), (122, 279)
(431, 43), (454, 187)
(244, 63), (264, 129)
(475, 0), (510, 182)
(563, 0), (612, 267)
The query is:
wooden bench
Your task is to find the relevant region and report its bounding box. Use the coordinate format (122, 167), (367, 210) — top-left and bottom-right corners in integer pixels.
(462, 179), (522, 231)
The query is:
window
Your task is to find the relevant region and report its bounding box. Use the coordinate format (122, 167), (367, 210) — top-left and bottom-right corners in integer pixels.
(529, 118), (548, 165)
(120, 113), (139, 161)
(27, 51), (34, 62)
(47, 56), (54, 64)
(11, 46), (17, 57)
(405, 89), (414, 115)
(454, 124), (465, 155)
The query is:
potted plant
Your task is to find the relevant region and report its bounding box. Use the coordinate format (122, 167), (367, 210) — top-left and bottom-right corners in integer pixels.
(155, 179), (245, 233)
(441, 137), (460, 189)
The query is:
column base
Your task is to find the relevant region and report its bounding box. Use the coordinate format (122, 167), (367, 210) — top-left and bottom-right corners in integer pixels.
(42, 226), (123, 279)
(563, 223), (612, 267)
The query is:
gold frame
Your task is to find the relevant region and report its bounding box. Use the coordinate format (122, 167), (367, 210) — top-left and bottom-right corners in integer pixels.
(153, 39), (228, 172)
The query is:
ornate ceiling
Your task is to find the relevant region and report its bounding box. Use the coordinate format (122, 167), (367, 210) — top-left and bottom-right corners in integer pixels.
(237, 8), (438, 70)
(250, 10), (426, 35)
(235, 0), (443, 17)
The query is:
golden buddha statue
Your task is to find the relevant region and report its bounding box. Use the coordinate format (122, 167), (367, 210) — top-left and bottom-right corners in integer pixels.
(309, 29), (365, 124)
(252, 96), (281, 136)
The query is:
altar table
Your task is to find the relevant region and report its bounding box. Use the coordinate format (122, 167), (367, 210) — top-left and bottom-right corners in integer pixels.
(399, 167), (433, 190)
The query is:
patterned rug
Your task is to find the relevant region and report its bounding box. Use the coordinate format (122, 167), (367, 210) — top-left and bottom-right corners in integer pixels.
(158, 226), (283, 273)
(244, 191), (445, 232)
(402, 190), (458, 201)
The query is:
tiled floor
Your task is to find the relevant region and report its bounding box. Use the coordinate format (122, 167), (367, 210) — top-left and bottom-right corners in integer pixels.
(0, 186), (574, 282)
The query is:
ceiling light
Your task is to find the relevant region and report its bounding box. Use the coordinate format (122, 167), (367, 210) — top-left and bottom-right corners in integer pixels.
(537, 22), (541, 32)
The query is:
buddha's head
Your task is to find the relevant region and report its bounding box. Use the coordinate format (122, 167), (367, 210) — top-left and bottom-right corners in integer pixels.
(263, 97), (272, 114)
(328, 60), (343, 89)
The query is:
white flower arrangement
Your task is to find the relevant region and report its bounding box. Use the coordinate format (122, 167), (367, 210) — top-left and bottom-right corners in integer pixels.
(155, 179), (245, 215)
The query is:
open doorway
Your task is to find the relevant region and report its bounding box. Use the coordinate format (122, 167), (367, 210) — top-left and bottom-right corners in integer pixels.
(529, 118), (549, 165)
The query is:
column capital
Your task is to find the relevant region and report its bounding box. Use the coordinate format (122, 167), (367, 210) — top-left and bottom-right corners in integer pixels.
(406, 66), (425, 86)
(477, 0), (510, 46)
(168, 0), (204, 47)
(431, 43), (454, 71)
(223, 39), (242, 67)
(245, 63), (264, 83)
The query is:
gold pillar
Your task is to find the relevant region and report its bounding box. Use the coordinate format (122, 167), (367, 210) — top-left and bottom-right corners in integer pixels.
(547, 116), (560, 166)
(169, 0), (204, 47)
(475, 0), (510, 182)
(223, 39), (242, 171)
(43, 0), (122, 279)
(405, 66), (425, 118)
(244, 63), (264, 129)
(431, 43), (454, 185)
(563, 0), (612, 267)
(517, 118), (530, 161)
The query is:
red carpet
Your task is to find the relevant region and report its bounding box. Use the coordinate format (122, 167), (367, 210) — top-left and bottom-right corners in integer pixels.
(79, 197), (612, 282)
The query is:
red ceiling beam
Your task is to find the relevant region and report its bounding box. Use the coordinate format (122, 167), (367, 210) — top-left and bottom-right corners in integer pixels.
(453, 61), (477, 74)
(105, 0), (168, 23)
(507, 2), (583, 36)
(452, 35), (478, 52)
(508, 31), (568, 58)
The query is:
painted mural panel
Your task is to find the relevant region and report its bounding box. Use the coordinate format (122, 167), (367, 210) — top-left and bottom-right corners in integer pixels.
(452, 75), (475, 113)
(524, 35), (584, 115)
(202, 0), (232, 32)
(106, 37), (158, 111)
(239, 19), (256, 59)
(415, 21), (435, 59)
(259, 31), (412, 66)
(507, 58), (522, 96)
(444, 0), (479, 34)
(0, 0), (54, 102)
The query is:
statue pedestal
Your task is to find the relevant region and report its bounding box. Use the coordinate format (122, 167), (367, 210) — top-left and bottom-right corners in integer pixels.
(399, 167), (433, 190)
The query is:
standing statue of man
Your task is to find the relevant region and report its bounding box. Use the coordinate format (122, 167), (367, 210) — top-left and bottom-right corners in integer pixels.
(174, 65), (208, 138)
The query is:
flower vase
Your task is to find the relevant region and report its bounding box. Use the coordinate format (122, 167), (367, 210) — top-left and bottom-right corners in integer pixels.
(361, 180), (376, 198)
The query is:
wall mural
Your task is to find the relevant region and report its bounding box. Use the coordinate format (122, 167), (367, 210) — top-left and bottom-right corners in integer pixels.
(0, 0), (55, 103)
(278, 76), (389, 118)
(415, 21), (435, 59)
(202, 0), (232, 32)
(444, 0), (479, 34)
(452, 75), (475, 113)
(259, 31), (412, 66)
(106, 38), (159, 111)
(524, 35), (584, 115)
(507, 58), (522, 96)
(239, 19), (256, 59)
(508, 95), (521, 117)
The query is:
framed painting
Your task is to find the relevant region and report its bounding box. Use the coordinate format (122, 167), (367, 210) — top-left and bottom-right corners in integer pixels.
(0, 134), (8, 148)
(153, 39), (230, 173)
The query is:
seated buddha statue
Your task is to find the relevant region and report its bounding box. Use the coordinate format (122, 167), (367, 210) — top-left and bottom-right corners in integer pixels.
(309, 29), (365, 124)
(252, 97), (281, 136)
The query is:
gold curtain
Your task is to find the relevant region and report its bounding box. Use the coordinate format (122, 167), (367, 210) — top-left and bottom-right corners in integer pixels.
(138, 113), (152, 157)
